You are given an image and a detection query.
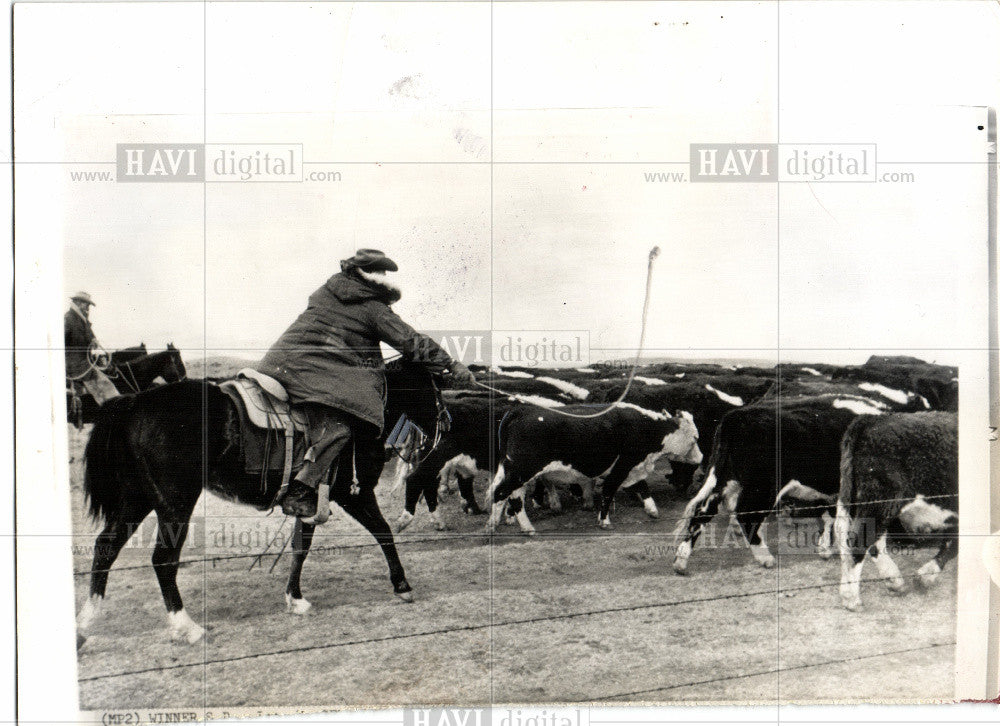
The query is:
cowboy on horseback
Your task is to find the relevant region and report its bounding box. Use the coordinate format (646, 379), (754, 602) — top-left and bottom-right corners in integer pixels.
(260, 249), (476, 520)
(65, 291), (119, 405)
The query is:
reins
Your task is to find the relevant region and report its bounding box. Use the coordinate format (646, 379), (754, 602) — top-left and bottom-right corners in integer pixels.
(472, 246), (661, 420)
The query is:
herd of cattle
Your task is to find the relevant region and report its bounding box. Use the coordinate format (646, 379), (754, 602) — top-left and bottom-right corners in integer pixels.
(393, 355), (959, 611)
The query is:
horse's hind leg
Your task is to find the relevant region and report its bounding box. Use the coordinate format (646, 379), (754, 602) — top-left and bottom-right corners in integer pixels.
(337, 485), (414, 602)
(77, 499), (153, 637)
(285, 519), (315, 614)
(151, 507), (204, 644)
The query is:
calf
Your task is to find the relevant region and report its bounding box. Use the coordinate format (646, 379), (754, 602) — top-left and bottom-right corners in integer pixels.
(393, 393), (568, 531)
(836, 412), (958, 611)
(488, 403), (703, 534)
(673, 395), (887, 574)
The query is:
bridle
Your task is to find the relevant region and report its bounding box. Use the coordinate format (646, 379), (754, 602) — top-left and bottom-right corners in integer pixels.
(386, 376), (450, 470)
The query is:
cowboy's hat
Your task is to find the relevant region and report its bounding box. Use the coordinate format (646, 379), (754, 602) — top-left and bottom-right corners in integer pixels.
(341, 249), (398, 273)
(71, 291), (95, 306)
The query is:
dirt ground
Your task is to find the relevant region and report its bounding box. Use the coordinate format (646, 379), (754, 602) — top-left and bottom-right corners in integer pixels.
(68, 424), (957, 709)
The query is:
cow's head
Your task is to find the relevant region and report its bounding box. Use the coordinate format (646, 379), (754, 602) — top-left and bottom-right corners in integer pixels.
(662, 410), (703, 466)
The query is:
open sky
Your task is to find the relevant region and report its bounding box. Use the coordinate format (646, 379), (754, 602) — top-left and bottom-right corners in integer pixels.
(13, 1), (999, 366)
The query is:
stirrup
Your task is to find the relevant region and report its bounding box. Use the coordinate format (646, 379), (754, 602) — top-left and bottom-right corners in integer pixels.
(300, 483), (331, 526)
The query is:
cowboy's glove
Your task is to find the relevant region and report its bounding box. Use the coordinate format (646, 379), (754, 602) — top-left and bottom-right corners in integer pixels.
(449, 362), (476, 386)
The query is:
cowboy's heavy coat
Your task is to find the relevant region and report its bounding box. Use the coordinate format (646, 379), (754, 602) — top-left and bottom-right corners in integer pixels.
(259, 272), (455, 431)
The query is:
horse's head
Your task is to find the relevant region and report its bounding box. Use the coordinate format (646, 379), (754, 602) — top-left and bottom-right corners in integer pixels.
(384, 359), (442, 440)
(164, 344), (186, 382)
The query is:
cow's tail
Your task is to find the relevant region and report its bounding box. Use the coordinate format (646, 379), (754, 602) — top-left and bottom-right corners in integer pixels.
(836, 416), (876, 557)
(83, 395), (135, 525)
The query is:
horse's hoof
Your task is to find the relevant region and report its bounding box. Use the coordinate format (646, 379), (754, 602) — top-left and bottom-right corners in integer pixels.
(394, 581), (415, 603)
(170, 623), (206, 644)
(598, 519), (613, 530)
(285, 593), (312, 615)
(673, 559), (689, 576)
(168, 610), (206, 644)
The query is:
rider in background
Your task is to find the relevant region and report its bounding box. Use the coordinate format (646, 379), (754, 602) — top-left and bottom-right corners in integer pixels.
(260, 249), (476, 519)
(65, 291), (119, 404)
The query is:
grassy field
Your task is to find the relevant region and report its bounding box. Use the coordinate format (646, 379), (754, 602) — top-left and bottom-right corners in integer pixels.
(68, 423), (957, 709)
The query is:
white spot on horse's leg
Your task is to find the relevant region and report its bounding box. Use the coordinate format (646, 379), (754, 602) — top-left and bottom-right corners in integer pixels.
(394, 509), (415, 533)
(874, 535), (906, 592)
(284, 592), (312, 616)
(428, 509), (447, 531)
(750, 542), (776, 568)
(643, 497), (659, 519)
(673, 539), (693, 574)
(917, 559), (942, 588)
(77, 594), (104, 634)
(167, 609), (205, 644)
(598, 512), (613, 529)
(817, 510), (835, 559)
(510, 488), (536, 535)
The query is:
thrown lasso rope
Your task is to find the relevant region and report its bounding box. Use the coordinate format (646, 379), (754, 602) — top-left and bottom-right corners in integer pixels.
(473, 245), (661, 419)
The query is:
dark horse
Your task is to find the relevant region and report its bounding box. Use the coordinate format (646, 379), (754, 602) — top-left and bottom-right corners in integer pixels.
(109, 343), (147, 367)
(77, 360), (442, 644)
(67, 345), (186, 426)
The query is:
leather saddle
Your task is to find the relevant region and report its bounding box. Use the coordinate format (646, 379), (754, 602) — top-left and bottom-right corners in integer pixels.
(220, 369), (307, 507)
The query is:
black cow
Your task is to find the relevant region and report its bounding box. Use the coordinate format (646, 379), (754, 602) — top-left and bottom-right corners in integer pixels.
(673, 394), (891, 574)
(836, 412), (958, 610)
(831, 356), (957, 411)
(764, 378), (930, 412)
(488, 403), (703, 533)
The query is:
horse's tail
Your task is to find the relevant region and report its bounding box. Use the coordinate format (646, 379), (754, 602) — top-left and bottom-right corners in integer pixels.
(83, 395), (135, 524)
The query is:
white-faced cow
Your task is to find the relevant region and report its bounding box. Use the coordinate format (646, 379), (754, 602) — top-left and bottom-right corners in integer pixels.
(673, 394), (890, 574)
(836, 411), (958, 611)
(487, 403), (703, 534)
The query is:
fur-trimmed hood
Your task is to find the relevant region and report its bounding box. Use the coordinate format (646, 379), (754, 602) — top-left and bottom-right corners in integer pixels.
(326, 270), (402, 305)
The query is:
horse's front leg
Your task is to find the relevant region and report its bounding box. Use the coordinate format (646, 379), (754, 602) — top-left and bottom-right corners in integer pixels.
(337, 485), (413, 602)
(284, 518), (316, 614)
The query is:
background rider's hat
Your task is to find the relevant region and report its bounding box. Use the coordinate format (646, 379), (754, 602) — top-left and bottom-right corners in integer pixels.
(342, 248), (398, 273)
(71, 291), (95, 306)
